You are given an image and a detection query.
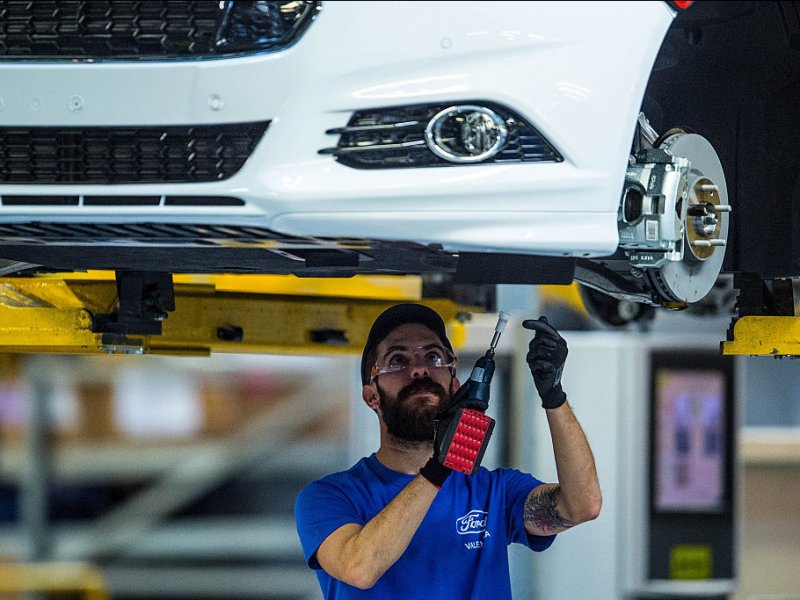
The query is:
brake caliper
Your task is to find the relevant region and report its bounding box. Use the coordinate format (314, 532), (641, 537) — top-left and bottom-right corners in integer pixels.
(618, 147), (690, 271)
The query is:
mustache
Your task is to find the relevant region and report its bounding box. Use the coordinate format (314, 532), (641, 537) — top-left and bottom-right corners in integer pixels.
(398, 377), (448, 402)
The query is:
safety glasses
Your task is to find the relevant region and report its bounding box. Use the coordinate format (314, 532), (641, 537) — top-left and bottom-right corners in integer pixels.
(370, 343), (456, 382)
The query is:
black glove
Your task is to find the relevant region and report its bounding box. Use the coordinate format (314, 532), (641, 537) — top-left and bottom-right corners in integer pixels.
(522, 316), (568, 409)
(420, 440), (453, 489)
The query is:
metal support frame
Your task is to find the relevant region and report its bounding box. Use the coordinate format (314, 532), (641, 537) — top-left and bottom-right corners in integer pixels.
(22, 357), (52, 564)
(0, 272), (476, 356)
(3, 269), (800, 357)
(53, 370), (347, 561)
(92, 271), (175, 336)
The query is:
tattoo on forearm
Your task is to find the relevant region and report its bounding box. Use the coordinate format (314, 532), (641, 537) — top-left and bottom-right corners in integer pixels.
(524, 487), (575, 533)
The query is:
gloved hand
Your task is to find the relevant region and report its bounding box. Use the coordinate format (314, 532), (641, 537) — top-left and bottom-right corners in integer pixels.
(522, 316), (568, 409)
(420, 429), (453, 489)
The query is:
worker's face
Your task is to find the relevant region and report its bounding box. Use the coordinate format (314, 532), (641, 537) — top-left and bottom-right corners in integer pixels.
(370, 323), (456, 442)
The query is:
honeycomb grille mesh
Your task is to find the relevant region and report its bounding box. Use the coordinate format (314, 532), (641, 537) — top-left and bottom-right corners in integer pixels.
(0, 1), (223, 58)
(0, 122), (269, 184)
(0, 1), (319, 59)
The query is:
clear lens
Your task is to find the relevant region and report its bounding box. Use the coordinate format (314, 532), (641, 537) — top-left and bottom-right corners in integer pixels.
(219, 1), (319, 53)
(425, 105), (508, 163)
(371, 344), (456, 381)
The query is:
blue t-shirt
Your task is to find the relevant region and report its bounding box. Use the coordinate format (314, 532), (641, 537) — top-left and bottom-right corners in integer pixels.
(295, 454), (555, 599)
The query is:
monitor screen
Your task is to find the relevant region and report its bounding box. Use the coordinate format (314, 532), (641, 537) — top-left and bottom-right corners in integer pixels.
(652, 368), (727, 512)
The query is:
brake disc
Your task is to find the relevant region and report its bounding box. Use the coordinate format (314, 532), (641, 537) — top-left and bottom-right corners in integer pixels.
(648, 132), (730, 304)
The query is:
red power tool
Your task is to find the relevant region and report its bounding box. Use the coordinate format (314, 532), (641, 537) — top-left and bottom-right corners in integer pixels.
(435, 312), (510, 475)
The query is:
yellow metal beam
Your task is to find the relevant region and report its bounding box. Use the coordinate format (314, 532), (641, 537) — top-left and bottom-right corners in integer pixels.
(55, 271), (425, 300)
(0, 562), (109, 600)
(721, 316), (800, 356)
(0, 272), (477, 355)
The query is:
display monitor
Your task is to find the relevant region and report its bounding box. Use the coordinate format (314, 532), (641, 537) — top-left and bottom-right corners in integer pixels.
(650, 352), (734, 514)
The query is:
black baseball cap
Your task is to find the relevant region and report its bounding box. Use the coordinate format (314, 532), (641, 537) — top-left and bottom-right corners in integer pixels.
(360, 303), (453, 385)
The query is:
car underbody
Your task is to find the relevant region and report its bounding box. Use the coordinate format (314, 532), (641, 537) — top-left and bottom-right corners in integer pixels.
(0, 2), (796, 326)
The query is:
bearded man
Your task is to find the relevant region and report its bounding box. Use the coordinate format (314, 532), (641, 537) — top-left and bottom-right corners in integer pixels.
(295, 303), (601, 599)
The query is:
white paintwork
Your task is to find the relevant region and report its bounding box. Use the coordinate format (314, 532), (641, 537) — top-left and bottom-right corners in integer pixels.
(0, 1), (675, 257)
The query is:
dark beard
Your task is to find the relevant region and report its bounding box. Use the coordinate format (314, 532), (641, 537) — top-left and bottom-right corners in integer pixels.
(377, 377), (449, 442)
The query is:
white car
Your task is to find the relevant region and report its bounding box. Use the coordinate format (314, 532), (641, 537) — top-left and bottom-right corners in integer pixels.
(0, 1), (763, 313)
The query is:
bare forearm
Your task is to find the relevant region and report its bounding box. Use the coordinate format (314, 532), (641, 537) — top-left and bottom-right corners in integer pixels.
(319, 475), (438, 589)
(545, 401), (601, 523)
(351, 475), (437, 577)
(523, 402), (601, 536)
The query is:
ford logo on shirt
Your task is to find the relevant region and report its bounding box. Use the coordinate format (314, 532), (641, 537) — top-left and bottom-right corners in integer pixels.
(456, 510), (488, 535)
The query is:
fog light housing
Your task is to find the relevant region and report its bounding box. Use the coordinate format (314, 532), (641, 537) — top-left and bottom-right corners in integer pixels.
(425, 105), (508, 163)
(320, 101), (562, 169)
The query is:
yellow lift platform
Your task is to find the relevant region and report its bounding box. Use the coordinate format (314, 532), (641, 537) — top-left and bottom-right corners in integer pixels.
(721, 316), (800, 357)
(0, 271), (794, 357)
(0, 271), (476, 356)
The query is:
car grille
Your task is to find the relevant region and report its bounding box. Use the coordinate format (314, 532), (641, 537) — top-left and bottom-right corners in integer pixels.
(0, 122), (269, 184)
(0, 1), (320, 59)
(320, 102), (563, 169)
(0, 195), (246, 207)
(0, 222), (284, 242)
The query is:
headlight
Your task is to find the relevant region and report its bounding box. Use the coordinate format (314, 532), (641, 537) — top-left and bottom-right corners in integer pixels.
(217, 1), (321, 54)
